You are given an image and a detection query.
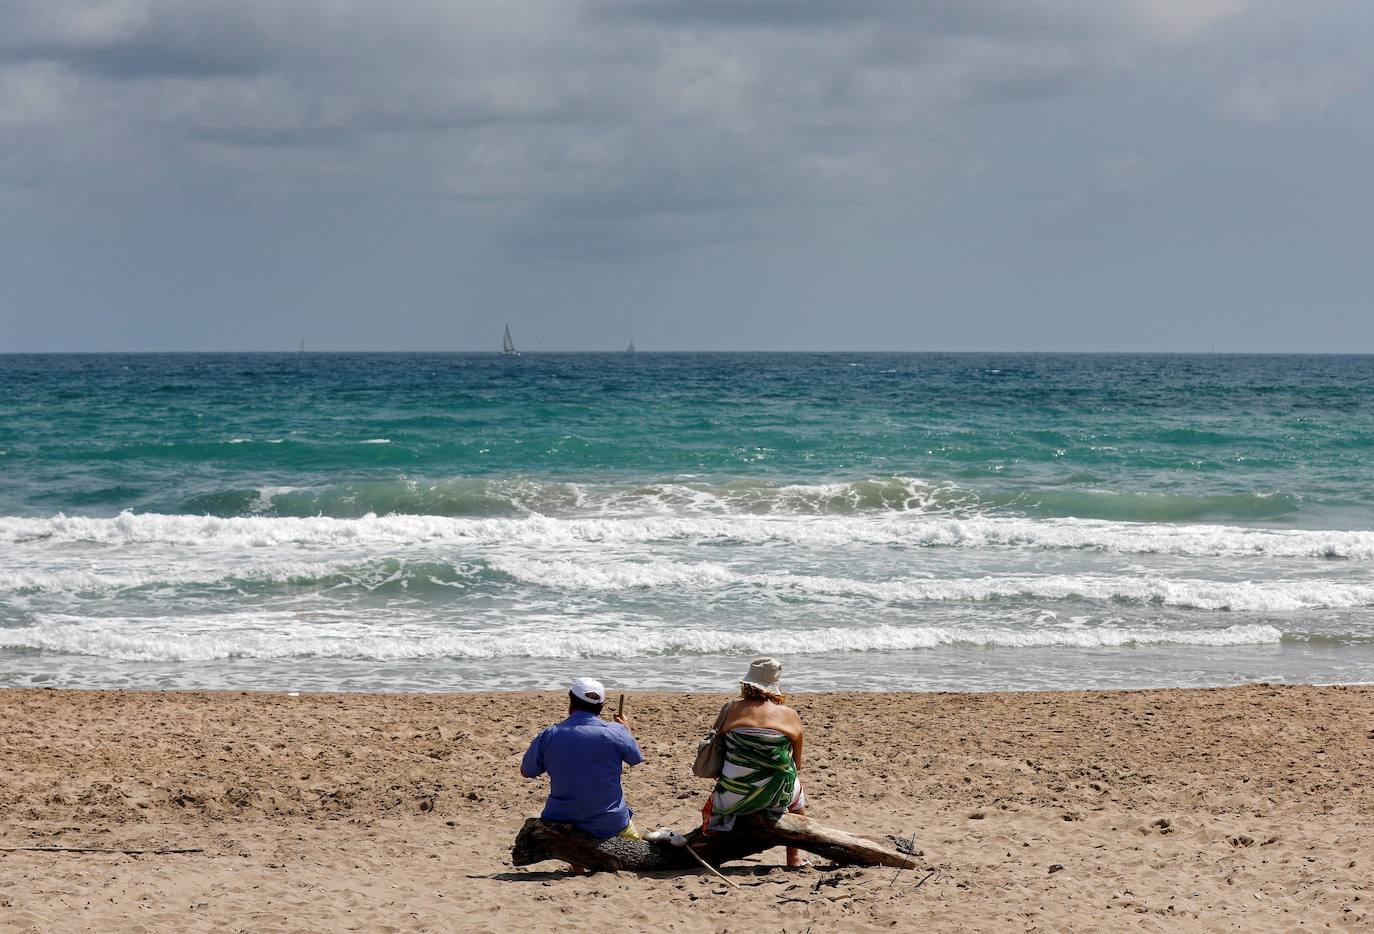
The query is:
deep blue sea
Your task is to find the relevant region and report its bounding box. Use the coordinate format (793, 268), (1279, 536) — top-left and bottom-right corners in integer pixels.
(2, 352), (1372, 692)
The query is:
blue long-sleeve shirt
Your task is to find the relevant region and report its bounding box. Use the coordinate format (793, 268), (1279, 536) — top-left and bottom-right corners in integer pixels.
(520, 711), (644, 838)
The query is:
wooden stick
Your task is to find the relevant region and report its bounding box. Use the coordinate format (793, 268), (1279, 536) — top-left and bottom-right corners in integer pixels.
(618, 694), (625, 717)
(683, 845), (740, 890)
(0, 847), (204, 855)
(889, 832), (918, 887)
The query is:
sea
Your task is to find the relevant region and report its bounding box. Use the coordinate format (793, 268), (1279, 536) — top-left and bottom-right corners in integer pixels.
(2, 352), (1372, 693)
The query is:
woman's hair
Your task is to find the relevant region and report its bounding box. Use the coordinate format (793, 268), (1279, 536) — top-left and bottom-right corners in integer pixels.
(739, 682), (784, 704)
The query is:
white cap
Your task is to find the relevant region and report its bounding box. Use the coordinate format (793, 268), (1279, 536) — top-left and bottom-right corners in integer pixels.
(569, 677), (606, 705)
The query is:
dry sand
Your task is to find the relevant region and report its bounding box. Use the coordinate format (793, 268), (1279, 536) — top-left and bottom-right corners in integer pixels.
(1, 683), (1372, 932)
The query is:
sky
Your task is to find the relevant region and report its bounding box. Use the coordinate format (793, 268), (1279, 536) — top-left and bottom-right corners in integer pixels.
(1, 0), (1371, 352)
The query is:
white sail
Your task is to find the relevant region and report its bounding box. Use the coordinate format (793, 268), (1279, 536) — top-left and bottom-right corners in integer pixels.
(502, 324), (516, 354)
(626, 339), (636, 353)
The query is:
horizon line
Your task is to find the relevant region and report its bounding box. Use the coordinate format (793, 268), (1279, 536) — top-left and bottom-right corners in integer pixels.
(3, 349), (1373, 357)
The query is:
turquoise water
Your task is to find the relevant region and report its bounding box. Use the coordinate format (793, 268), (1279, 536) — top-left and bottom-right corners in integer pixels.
(2, 352), (1372, 691)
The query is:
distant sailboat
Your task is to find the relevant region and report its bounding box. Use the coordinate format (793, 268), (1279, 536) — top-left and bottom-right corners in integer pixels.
(502, 324), (519, 356)
(298, 338), (305, 353)
(626, 339), (636, 353)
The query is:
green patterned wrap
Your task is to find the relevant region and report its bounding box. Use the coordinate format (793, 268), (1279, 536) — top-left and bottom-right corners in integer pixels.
(709, 728), (798, 822)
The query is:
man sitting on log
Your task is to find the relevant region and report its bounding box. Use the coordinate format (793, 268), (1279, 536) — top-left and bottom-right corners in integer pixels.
(519, 677), (644, 870)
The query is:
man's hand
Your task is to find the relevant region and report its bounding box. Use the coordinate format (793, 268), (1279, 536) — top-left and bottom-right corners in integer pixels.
(613, 713), (634, 735)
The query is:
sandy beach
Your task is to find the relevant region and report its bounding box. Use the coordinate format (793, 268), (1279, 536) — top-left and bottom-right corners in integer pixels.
(1, 684), (1371, 932)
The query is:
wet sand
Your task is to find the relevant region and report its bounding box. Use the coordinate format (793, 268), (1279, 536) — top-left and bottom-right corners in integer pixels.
(2, 684), (1372, 932)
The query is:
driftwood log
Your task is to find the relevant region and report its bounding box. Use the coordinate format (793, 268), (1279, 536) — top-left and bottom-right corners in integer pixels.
(511, 813), (920, 873)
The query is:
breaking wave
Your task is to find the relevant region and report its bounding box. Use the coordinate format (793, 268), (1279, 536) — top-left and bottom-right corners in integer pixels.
(489, 559), (1374, 612)
(5, 553), (1373, 613)
(168, 476), (963, 519)
(44, 474), (1306, 522)
(5, 511), (1373, 559)
(1, 617), (1285, 662)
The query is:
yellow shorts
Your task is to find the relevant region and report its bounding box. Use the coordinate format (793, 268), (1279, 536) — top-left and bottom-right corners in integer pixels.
(616, 821), (641, 840)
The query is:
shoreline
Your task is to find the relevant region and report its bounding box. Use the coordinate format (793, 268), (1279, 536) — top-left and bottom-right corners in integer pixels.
(5, 676), (1374, 695)
(3, 683), (1372, 931)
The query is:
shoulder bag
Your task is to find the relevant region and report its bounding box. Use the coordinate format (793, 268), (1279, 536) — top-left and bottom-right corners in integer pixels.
(691, 701), (733, 779)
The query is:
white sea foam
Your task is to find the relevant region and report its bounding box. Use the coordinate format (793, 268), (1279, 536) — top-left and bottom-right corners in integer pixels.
(490, 557), (738, 591)
(5, 551), (1371, 612)
(4, 511), (1374, 559)
(490, 558), (1374, 611)
(250, 486), (297, 515)
(1, 615), (1285, 662)
(0, 560), (359, 594)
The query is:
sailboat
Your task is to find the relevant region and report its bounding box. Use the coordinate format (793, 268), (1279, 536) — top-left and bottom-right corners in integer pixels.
(626, 339), (636, 353)
(502, 324), (520, 356)
(298, 338), (305, 353)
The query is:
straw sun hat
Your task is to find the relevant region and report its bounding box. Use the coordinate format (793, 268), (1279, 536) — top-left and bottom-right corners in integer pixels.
(740, 657), (783, 694)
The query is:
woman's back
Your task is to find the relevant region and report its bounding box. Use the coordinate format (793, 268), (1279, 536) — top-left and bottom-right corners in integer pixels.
(721, 698), (802, 742)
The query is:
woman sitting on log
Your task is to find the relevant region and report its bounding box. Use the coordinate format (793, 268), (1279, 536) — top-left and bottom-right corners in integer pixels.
(700, 657), (808, 867)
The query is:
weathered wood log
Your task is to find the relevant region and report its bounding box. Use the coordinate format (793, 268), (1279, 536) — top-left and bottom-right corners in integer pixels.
(760, 816), (921, 869)
(511, 813), (920, 873)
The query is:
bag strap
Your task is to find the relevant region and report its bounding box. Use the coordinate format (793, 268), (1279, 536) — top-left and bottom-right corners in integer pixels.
(711, 700), (732, 732)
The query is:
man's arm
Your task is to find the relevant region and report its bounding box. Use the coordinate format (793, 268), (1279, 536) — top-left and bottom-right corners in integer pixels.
(613, 715), (644, 767)
(519, 732), (544, 779)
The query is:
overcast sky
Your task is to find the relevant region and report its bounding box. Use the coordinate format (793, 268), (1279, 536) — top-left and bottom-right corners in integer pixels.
(1, 0), (1371, 352)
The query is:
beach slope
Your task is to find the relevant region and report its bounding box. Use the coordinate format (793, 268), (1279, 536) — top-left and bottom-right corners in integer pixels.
(1, 684), (1371, 932)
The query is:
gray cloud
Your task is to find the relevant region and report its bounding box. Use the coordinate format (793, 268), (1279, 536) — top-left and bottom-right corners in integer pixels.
(7, 0), (1373, 355)
(592, 0), (902, 29)
(0, 0), (1267, 256)
(0, 2), (275, 78)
